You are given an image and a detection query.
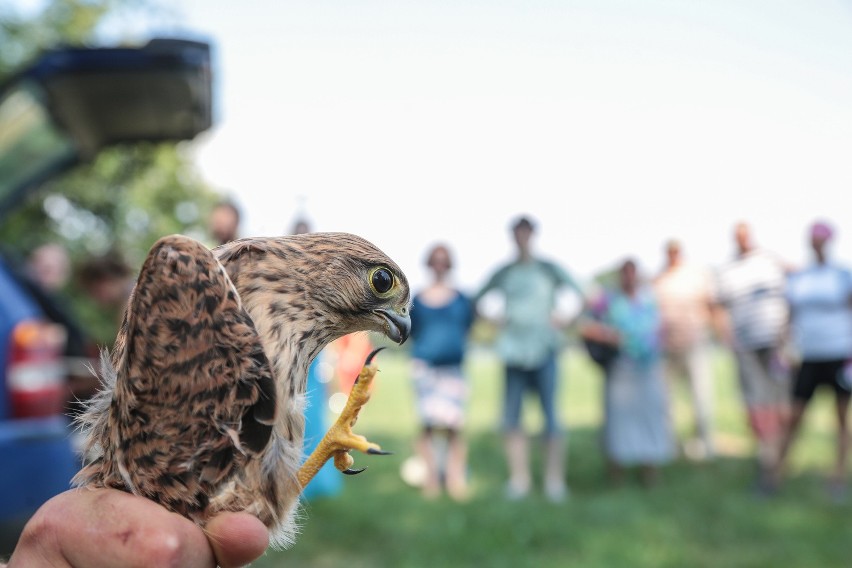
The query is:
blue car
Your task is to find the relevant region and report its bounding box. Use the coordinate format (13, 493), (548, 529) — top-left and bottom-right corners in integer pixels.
(0, 38), (213, 552)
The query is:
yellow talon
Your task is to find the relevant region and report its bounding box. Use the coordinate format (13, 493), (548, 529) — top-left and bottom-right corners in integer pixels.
(297, 348), (387, 488)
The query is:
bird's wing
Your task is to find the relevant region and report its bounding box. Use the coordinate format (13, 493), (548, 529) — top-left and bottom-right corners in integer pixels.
(108, 235), (276, 517)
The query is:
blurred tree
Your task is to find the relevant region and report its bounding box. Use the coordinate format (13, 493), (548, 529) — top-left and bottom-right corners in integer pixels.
(1, 0), (124, 75)
(0, 0), (222, 344)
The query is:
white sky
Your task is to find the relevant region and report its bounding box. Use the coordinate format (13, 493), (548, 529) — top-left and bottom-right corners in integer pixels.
(27, 0), (852, 292)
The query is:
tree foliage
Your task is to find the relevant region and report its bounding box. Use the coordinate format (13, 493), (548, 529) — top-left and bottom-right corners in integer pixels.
(0, 0), (222, 343)
(1, 0), (118, 75)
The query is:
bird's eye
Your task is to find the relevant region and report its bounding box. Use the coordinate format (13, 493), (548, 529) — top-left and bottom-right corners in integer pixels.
(370, 267), (394, 296)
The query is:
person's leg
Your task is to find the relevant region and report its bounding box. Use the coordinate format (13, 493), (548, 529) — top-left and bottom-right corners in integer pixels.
(503, 366), (530, 498)
(775, 361), (816, 483)
(445, 428), (469, 501)
(831, 394), (850, 488)
(686, 342), (715, 459)
(737, 349), (784, 494)
(831, 374), (851, 501)
(536, 355), (566, 501)
(417, 425), (441, 498)
(639, 464), (659, 488)
(775, 401), (806, 477)
(607, 459), (625, 487)
(543, 434), (567, 502)
(662, 351), (685, 453)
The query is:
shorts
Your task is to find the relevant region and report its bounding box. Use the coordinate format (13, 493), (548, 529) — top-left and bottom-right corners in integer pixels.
(735, 347), (790, 408)
(502, 354), (560, 436)
(792, 359), (852, 403)
(412, 360), (468, 430)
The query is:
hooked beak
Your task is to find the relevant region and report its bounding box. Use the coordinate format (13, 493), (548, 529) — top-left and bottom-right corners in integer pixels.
(375, 308), (411, 344)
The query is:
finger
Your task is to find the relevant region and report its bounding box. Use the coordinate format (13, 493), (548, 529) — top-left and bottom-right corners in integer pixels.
(61, 488), (215, 568)
(204, 512), (269, 568)
(6, 488), (213, 568)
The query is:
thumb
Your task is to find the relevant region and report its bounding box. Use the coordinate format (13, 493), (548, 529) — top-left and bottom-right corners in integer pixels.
(204, 512), (269, 568)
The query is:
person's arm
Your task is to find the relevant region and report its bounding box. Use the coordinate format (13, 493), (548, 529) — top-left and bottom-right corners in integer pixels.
(553, 262), (585, 299)
(549, 262), (587, 330)
(473, 272), (498, 304)
(3, 488), (268, 568)
(705, 266), (735, 348)
(471, 266), (507, 322)
(709, 302), (735, 348)
(844, 267), (852, 308)
(578, 318), (620, 346)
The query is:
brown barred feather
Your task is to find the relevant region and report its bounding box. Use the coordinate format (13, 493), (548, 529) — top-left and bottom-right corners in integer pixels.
(73, 232), (410, 548)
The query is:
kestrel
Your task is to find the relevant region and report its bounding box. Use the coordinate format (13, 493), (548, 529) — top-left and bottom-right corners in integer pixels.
(73, 232), (411, 547)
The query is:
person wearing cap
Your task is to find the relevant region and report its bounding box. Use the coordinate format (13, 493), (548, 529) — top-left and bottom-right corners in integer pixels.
(712, 221), (791, 495)
(776, 220), (852, 501)
(474, 215), (583, 503)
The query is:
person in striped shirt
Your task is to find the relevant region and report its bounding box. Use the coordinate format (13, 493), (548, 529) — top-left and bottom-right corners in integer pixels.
(712, 221), (791, 495)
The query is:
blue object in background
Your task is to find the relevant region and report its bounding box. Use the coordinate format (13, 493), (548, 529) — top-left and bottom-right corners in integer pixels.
(0, 417), (78, 519)
(301, 354), (342, 501)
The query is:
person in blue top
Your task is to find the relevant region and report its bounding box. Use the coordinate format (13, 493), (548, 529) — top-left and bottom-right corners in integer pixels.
(581, 259), (674, 487)
(410, 243), (475, 500)
(474, 215), (583, 502)
(776, 221), (852, 501)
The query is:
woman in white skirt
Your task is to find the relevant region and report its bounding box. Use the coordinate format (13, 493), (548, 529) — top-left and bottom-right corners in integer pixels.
(581, 259), (675, 486)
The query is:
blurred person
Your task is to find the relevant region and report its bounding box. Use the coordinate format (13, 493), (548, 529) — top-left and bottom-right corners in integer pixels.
(23, 242), (86, 352)
(78, 252), (134, 310)
(654, 239), (717, 460)
(330, 333), (374, 394)
(409, 243), (475, 500)
(712, 221), (790, 495)
(26, 242), (71, 293)
(474, 215), (583, 502)
(76, 251), (135, 365)
(581, 259), (674, 487)
(78, 252), (134, 322)
(291, 217), (311, 236)
(20, 243), (96, 407)
(208, 199), (242, 246)
(71, 252), (135, 405)
(776, 221), (852, 501)
(2, 487), (268, 568)
(291, 216), (343, 501)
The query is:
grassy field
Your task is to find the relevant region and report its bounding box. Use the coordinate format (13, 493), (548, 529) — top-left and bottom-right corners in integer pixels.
(256, 346), (850, 568)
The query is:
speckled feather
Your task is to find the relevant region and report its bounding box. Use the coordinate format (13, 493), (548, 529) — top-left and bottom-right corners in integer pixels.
(73, 232), (410, 548)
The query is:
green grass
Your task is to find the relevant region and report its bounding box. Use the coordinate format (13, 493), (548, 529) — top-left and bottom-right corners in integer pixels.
(255, 347), (850, 568)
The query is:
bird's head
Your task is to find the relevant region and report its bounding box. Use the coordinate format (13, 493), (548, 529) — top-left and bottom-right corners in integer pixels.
(216, 232), (411, 348)
(305, 232), (411, 344)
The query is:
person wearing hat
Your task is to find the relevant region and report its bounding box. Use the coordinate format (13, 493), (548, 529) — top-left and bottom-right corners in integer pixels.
(776, 220), (852, 501)
(474, 215), (583, 502)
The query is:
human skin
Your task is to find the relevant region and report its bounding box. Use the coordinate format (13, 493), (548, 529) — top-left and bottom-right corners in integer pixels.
(3, 488), (269, 568)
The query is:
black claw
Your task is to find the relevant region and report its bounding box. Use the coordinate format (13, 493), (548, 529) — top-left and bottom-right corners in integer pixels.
(355, 347), (386, 385)
(365, 347), (385, 366)
(367, 447), (393, 456)
(342, 467), (367, 476)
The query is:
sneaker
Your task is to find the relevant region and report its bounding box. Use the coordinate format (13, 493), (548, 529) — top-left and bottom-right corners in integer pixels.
(544, 480), (569, 503)
(504, 480), (531, 501)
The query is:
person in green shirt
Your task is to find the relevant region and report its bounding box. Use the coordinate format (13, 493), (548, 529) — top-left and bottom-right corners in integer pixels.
(475, 215), (583, 502)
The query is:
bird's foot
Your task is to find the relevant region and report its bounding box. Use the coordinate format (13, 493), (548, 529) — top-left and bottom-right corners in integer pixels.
(297, 348), (390, 488)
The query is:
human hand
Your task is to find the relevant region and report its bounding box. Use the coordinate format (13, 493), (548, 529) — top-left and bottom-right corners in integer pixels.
(4, 487), (268, 568)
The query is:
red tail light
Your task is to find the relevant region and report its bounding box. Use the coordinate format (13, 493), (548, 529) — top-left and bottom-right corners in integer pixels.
(7, 320), (67, 418)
